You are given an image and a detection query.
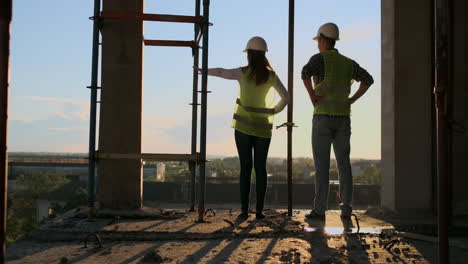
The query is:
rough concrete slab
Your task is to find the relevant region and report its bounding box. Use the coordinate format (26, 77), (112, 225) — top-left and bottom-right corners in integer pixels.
(9, 209), (468, 263)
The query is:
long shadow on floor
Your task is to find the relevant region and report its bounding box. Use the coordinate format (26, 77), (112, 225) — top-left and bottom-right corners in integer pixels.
(208, 212), (289, 264)
(180, 213), (258, 264)
(118, 243), (163, 264)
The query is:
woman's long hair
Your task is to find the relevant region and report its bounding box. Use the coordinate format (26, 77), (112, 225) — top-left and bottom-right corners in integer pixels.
(242, 50), (273, 85)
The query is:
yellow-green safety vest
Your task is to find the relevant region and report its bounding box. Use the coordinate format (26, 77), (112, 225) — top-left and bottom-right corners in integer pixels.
(314, 50), (354, 116)
(232, 69), (277, 138)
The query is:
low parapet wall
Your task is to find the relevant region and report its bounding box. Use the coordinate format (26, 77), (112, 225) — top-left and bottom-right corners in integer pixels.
(143, 182), (381, 207)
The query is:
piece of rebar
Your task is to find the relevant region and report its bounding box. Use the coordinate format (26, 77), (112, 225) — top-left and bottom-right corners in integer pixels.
(352, 214), (360, 233)
(0, 1), (12, 262)
(286, 0), (295, 217)
(84, 233), (103, 248)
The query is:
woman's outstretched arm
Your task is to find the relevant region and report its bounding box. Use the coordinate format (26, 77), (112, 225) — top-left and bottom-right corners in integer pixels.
(195, 67), (242, 81)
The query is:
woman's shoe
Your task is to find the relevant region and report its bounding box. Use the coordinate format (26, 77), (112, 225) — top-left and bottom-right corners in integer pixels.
(238, 211), (249, 219)
(256, 212), (266, 219)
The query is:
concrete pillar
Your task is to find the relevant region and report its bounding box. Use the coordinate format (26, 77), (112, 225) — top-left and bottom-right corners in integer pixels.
(451, 0), (468, 216)
(98, 0), (144, 209)
(381, 0), (434, 213)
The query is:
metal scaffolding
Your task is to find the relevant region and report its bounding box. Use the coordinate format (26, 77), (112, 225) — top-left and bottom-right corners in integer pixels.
(86, 0), (300, 223)
(0, 0), (12, 262)
(87, 0), (211, 221)
(434, 0), (452, 262)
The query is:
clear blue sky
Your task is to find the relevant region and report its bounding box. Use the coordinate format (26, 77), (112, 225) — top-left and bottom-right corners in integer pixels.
(8, 0), (381, 159)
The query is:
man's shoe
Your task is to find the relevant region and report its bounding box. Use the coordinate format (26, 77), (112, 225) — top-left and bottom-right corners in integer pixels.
(238, 211), (249, 219)
(305, 210), (325, 220)
(340, 214), (351, 221)
(256, 212), (266, 219)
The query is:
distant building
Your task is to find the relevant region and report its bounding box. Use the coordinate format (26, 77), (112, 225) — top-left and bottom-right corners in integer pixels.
(303, 167), (313, 179)
(156, 163), (166, 182)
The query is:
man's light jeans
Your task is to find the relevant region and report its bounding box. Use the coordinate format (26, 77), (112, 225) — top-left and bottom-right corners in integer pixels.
(312, 114), (353, 215)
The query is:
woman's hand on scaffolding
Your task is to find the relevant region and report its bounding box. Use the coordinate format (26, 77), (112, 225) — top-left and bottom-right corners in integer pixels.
(193, 66), (202, 74)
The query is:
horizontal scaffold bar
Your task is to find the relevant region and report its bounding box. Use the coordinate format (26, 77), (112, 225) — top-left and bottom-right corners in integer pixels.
(8, 157), (88, 164)
(144, 40), (197, 48)
(100, 11), (205, 24)
(96, 152), (204, 163)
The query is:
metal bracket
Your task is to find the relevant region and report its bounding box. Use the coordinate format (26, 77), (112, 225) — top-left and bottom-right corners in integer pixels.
(198, 90), (212, 93)
(275, 122), (297, 129)
(189, 103), (201, 106)
(87, 86), (101, 90)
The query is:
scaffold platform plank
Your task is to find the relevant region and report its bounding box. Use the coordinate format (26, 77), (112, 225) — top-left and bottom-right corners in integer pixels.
(96, 152), (203, 163)
(100, 11), (205, 24)
(144, 40), (197, 48)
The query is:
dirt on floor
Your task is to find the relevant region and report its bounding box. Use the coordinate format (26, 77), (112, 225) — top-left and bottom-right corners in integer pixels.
(6, 208), (468, 263)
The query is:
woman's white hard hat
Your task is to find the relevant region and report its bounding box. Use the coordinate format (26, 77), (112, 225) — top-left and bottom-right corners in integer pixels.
(313, 23), (340, 41)
(243, 36), (268, 52)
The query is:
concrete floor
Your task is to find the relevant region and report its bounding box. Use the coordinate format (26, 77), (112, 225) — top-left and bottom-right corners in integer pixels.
(6, 208), (468, 263)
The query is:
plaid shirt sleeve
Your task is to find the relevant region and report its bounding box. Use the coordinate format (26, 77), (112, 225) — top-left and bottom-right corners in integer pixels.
(301, 54), (323, 80)
(352, 61), (374, 86)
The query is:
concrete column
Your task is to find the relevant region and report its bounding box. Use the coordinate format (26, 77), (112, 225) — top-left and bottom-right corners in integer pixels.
(451, 0), (468, 216)
(381, 0), (434, 214)
(98, 0), (144, 209)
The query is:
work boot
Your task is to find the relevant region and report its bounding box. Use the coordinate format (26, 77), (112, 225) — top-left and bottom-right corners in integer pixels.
(305, 210), (325, 220)
(255, 212), (266, 219)
(238, 211), (249, 219)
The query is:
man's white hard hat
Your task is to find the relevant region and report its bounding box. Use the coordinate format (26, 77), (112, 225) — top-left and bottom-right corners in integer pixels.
(243, 36), (268, 52)
(313, 23), (340, 41)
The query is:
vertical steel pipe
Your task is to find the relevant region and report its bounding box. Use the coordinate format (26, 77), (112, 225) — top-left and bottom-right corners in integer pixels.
(434, 0), (450, 262)
(198, 0), (210, 222)
(87, 0), (101, 217)
(287, 0), (295, 217)
(190, 0), (201, 212)
(0, 0), (12, 261)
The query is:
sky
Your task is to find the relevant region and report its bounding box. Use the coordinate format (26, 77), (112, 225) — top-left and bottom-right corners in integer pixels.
(8, 0), (381, 159)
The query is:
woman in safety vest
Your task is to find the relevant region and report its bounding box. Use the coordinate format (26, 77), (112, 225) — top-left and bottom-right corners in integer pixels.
(196, 36), (289, 219)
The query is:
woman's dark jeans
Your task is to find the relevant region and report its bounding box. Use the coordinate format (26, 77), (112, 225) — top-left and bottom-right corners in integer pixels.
(234, 130), (271, 213)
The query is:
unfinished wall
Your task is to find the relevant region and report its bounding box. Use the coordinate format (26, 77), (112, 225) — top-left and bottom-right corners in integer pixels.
(381, 0), (433, 214)
(98, 0), (144, 209)
(451, 0), (468, 216)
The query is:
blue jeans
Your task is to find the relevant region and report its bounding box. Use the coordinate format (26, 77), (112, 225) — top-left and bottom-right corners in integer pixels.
(312, 114), (353, 215)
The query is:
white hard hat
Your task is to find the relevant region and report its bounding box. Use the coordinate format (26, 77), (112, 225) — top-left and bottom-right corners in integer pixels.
(243, 36), (268, 52)
(313, 23), (340, 41)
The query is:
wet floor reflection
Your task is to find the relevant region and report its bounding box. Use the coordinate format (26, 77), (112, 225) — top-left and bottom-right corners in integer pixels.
(304, 226), (392, 234)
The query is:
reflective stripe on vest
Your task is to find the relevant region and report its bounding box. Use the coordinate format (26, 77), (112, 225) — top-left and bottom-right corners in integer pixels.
(236, 98), (275, 114)
(233, 114), (273, 130)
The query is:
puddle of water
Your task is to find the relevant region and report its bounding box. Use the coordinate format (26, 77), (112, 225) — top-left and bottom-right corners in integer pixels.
(303, 227), (393, 234)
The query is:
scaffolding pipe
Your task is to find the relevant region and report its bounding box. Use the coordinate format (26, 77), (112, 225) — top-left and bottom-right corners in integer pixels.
(198, 0), (210, 222)
(434, 0), (450, 262)
(190, 0), (201, 212)
(286, 0), (295, 217)
(87, 0), (101, 217)
(0, 0), (11, 261)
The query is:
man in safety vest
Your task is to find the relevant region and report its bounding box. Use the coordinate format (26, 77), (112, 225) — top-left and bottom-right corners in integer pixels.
(302, 23), (374, 220)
